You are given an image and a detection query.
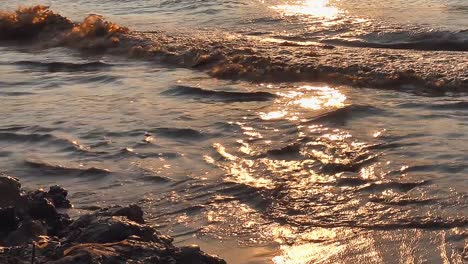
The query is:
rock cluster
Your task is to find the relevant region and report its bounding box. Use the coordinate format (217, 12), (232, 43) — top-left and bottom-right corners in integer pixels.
(0, 175), (225, 264)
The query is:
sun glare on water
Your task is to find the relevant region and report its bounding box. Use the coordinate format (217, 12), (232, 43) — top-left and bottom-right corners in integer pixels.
(272, 0), (340, 18)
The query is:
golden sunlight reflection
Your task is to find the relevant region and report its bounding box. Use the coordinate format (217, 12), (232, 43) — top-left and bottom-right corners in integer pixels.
(272, 0), (340, 18)
(260, 85), (346, 121)
(205, 143), (276, 189)
(260, 110), (288, 120)
(271, 228), (345, 264)
(372, 129), (386, 138)
(293, 85), (346, 110)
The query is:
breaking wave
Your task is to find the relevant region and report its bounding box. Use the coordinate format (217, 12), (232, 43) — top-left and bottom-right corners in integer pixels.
(0, 6), (467, 93)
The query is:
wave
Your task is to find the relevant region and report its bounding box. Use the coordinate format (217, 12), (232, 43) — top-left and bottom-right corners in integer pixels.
(265, 143), (302, 157)
(0, 131), (54, 142)
(304, 104), (384, 125)
(1, 6), (467, 93)
(427, 101), (468, 110)
(161, 85), (277, 102)
(0, 5), (127, 48)
(24, 159), (111, 176)
(152, 127), (208, 139)
(369, 196), (435, 206)
(0, 151), (12, 157)
(0, 131), (103, 156)
(359, 180), (429, 193)
(0, 91), (35, 96)
(110, 148), (180, 160)
(13, 61), (112, 72)
(323, 30), (468, 52)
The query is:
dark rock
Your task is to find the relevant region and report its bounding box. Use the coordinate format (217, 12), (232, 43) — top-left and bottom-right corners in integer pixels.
(48, 185), (72, 209)
(66, 215), (157, 244)
(0, 175), (22, 208)
(0, 207), (19, 235)
(3, 220), (47, 246)
(0, 175), (226, 264)
(98, 204), (145, 223)
(27, 193), (57, 220)
(176, 245), (226, 264)
(25, 189), (72, 236)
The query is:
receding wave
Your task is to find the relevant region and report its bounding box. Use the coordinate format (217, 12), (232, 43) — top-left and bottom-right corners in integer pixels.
(1, 6), (467, 93)
(161, 85), (277, 102)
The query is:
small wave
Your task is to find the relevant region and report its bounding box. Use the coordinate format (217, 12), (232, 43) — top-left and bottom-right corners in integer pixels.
(0, 131), (54, 142)
(324, 30), (468, 52)
(369, 196), (435, 206)
(140, 175), (171, 183)
(324, 38), (468, 52)
(367, 142), (420, 150)
(153, 127), (207, 139)
(13, 61), (113, 72)
(0, 125), (28, 132)
(400, 164), (467, 174)
(0, 151), (12, 157)
(0, 91), (35, 96)
(372, 218), (468, 230)
(304, 105), (384, 125)
(24, 159), (111, 176)
(427, 101), (468, 110)
(335, 177), (369, 186)
(360, 180), (429, 193)
(320, 154), (379, 174)
(161, 85), (277, 102)
(109, 147), (180, 160)
(0, 132), (100, 155)
(265, 143), (302, 157)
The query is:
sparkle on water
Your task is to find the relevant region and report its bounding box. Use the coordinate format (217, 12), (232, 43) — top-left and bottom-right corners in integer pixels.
(272, 0), (340, 18)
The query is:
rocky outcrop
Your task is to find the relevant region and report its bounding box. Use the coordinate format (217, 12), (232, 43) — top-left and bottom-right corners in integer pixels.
(0, 175), (225, 264)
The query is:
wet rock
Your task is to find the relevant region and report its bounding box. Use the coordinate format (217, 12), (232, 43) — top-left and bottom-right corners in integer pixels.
(26, 191), (72, 236)
(57, 211), (225, 263)
(27, 192), (57, 220)
(0, 175), (22, 207)
(98, 204), (145, 223)
(66, 215), (157, 244)
(0, 207), (19, 235)
(48, 185), (72, 209)
(176, 245), (226, 264)
(0, 175), (226, 264)
(3, 220), (47, 246)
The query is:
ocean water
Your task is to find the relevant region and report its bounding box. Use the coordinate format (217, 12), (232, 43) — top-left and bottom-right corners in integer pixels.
(0, 1), (467, 263)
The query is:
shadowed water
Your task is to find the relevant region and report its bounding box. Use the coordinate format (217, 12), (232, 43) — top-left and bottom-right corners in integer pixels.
(0, 1), (467, 263)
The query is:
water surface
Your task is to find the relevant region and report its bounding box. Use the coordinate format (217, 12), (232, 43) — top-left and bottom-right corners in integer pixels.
(0, 1), (467, 263)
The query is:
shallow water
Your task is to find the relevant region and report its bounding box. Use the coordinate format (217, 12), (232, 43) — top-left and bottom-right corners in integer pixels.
(1, 1), (467, 263)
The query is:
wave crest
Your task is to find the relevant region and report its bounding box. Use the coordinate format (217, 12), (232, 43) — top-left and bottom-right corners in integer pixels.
(1, 6), (467, 93)
(0, 6), (127, 49)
